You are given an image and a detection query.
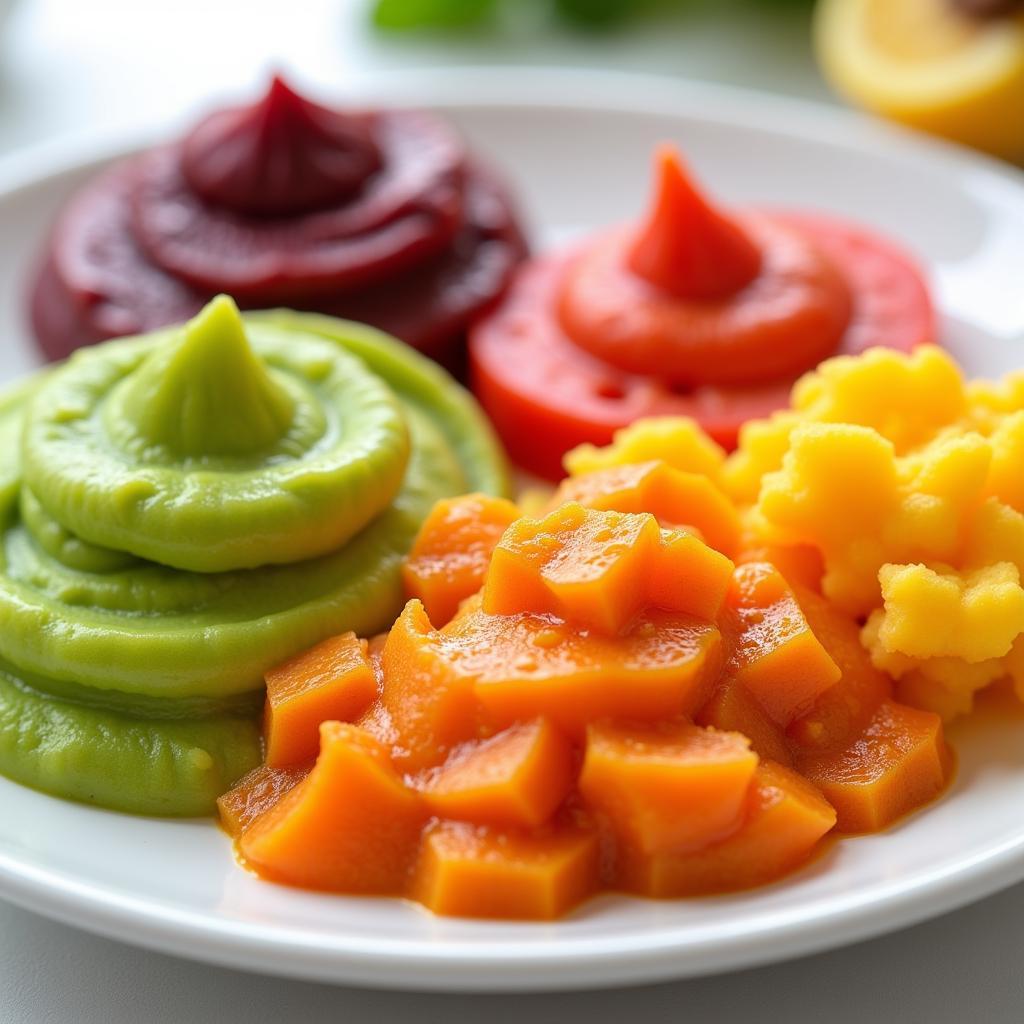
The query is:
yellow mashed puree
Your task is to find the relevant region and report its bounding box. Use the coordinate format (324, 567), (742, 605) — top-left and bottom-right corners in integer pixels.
(565, 346), (1024, 721)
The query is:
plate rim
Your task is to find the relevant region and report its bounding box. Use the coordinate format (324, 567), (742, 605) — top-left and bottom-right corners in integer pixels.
(1, 64), (1023, 199)
(2, 812), (1024, 991)
(2, 66), (1024, 992)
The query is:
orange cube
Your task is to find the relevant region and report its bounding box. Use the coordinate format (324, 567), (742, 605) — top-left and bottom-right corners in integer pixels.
(263, 632), (377, 767)
(729, 557), (790, 607)
(623, 761), (837, 897)
(736, 540), (824, 591)
(484, 503), (659, 632)
(444, 607), (723, 734)
(416, 718), (573, 827)
(217, 763), (310, 838)
(648, 528), (736, 621)
(697, 677), (794, 767)
(413, 821), (600, 919)
(367, 632), (387, 682)
(483, 504), (732, 634)
(402, 493), (521, 625)
(787, 584), (893, 750)
(552, 461), (741, 556)
(240, 723), (426, 893)
(579, 721), (758, 854)
(796, 700), (951, 833)
(380, 601), (482, 770)
(724, 563), (840, 727)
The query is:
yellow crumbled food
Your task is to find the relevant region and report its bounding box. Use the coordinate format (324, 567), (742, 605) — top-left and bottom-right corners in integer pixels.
(721, 412), (800, 505)
(791, 345), (966, 452)
(722, 346), (968, 504)
(875, 562), (1024, 663)
(961, 499), (1024, 575)
(573, 345), (1024, 720)
(756, 424), (999, 616)
(862, 611), (1010, 721)
(967, 370), (1024, 419)
(759, 424), (894, 613)
(564, 417), (726, 482)
(982, 411), (1024, 513)
(748, 345), (1024, 717)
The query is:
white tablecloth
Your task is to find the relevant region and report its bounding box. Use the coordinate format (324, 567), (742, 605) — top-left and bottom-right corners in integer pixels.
(1, 3), (1021, 1020)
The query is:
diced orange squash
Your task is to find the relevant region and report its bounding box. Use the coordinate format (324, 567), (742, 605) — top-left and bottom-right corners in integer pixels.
(441, 607), (723, 735)
(415, 718), (573, 827)
(355, 633), (392, 743)
(447, 590), (484, 627)
(354, 699), (397, 747)
(736, 541), (824, 591)
(697, 677), (794, 767)
(622, 760), (837, 896)
(240, 723), (426, 893)
(648, 529), (736, 624)
(483, 503), (657, 632)
(730, 555), (795, 605)
(263, 632), (376, 767)
(367, 632), (387, 685)
(380, 601), (483, 771)
(787, 584), (893, 750)
(413, 820), (600, 919)
(483, 504), (733, 633)
(796, 701), (951, 832)
(552, 461), (741, 556)
(723, 563), (841, 727)
(217, 763), (310, 838)
(402, 493), (521, 625)
(354, 639), (404, 748)
(579, 721), (758, 854)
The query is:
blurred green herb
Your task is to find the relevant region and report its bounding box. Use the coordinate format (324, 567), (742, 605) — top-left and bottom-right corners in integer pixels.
(372, 0), (498, 30)
(370, 0), (658, 32)
(371, 0), (813, 33)
(552, 0), (645, 28)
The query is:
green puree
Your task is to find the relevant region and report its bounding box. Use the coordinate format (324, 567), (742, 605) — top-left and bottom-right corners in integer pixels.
(0, 297), (509, 816)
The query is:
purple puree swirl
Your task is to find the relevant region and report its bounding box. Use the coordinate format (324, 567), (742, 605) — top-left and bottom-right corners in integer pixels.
(29, 77), (527, 366)
(181, 76), (382, 215)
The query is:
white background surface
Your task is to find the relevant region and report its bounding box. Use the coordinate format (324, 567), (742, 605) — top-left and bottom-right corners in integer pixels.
(1, 2), (1022, 1021)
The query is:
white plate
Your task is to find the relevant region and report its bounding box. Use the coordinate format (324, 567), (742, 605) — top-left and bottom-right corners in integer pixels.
(1, 69), (1024, 992)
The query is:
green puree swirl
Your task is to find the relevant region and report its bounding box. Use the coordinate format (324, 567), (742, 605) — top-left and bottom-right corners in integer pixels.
(24, 296), (412, 572)
(0, 299), (509, 816)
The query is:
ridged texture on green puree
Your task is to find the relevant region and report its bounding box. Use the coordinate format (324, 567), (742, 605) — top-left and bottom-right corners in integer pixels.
(0, 299), (508, 815)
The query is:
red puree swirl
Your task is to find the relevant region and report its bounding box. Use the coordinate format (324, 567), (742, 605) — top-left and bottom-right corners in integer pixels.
(29, 77), (527, 365)
(469, 147), (936, 479)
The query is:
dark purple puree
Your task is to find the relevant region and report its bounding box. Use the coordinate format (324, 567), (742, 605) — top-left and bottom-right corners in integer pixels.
(29, 77), (527, 366)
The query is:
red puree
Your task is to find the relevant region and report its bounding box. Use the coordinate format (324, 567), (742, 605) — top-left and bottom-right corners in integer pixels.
(29, 77), (527, 365)
(469, 147), (935, 479)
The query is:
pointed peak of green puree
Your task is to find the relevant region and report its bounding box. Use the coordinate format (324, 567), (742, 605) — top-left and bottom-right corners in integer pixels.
(120, 295), (295, 457)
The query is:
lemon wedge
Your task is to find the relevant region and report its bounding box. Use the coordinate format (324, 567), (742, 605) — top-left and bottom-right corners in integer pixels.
(815, 0), (1024, 160)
